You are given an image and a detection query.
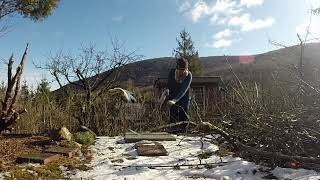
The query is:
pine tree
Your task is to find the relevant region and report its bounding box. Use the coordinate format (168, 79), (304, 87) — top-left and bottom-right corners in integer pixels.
(36, 78), (51, 96)
(21, 80), (30, 100)
(34, 78), (52, 104)
(173, 29), (203, 76)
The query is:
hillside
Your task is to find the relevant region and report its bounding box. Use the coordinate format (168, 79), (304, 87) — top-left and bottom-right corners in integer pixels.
(108, 42), (320, 87)
(58, 43), (320, 91)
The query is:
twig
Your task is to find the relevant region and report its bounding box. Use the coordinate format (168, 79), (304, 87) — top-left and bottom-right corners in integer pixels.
(112, 161), (229, 168)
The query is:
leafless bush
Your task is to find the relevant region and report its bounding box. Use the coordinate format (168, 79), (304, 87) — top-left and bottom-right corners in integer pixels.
(206, 55), (320, 169)
(34, 39), (143, 134)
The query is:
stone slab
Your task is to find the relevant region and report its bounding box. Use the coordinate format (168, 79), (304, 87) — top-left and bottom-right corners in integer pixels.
(16, 153), (60, 164)
(44, 146), (79, 158)
(124, 132), (176, 143)
(135, 142), (168, 156)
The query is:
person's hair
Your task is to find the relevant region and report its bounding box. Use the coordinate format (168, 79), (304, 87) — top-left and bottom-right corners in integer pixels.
(176, 57), (188, 70)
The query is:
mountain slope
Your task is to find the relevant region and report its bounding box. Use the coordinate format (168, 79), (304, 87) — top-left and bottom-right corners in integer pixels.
(114, 43), (320, 86)
(58, 43), (320, 91)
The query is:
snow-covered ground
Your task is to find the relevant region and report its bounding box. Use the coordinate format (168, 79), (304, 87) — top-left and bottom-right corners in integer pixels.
(68, 135), (320, 180)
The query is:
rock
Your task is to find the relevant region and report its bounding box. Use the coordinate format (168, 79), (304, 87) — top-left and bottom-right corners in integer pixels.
(49, 127), (73, 142)
(220, 176), (230, 180)
(59, 127), (73, 141)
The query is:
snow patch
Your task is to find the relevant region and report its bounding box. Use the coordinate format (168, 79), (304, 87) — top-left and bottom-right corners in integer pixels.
(69, 135), (320, 180)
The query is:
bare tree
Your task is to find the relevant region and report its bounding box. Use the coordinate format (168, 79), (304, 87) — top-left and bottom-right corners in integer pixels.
(37, 39), (143, 128)
(269, 11), (320, 91)
(0, 44), (28, 133)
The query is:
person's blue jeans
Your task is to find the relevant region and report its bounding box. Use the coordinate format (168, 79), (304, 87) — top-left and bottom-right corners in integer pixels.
(169, 98), (190, 133)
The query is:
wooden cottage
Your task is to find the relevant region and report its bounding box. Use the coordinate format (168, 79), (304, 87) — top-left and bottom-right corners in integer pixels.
(154, 76), (223, 114)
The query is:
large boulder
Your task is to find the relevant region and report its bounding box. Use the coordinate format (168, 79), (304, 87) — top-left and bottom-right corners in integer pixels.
(59, 127), (73, 141)
(49, 127), (73, 141)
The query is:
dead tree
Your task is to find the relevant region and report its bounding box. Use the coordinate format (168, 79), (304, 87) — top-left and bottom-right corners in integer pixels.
(0, 44), (28, 133)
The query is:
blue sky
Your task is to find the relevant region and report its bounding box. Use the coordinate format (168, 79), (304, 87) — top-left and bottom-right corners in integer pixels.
(0, 0), (319, 89)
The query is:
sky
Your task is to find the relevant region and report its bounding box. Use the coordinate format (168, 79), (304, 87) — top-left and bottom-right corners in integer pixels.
(0, 0), (319, 89)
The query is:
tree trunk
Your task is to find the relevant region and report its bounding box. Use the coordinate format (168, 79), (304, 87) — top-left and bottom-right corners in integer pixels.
(0, 44), (28, 133)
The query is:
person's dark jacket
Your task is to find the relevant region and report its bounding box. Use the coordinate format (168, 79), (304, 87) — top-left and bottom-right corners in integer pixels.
(167, 69), (192, 110)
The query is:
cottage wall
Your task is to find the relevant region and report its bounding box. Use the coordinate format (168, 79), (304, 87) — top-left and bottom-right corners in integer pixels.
(154, 77), (223, 115)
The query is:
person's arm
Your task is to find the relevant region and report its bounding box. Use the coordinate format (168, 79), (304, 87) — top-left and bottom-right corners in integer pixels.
(172, 72), (192, 102)
(166, 69), (174, 98)
(161, 70), (173, 109)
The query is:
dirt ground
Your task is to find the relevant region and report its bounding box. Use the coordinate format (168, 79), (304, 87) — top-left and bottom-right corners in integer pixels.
(0, 134), (48, 163)
(0, 134), (92, 179)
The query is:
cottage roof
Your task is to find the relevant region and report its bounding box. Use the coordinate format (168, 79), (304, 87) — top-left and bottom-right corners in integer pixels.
(154, 76), (222, 88)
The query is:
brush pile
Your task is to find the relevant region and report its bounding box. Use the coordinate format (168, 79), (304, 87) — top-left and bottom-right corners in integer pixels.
(207, 80), (320, 171)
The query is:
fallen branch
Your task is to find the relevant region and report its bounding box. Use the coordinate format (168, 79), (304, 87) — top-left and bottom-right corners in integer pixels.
(151, 121), (197, 132)
(239, 143), (320, 167)
(200, 121), (320, 170)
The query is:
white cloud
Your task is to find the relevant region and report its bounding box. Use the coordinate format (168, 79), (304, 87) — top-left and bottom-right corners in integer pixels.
(218, 18), (228, 25)
(229, 13), (275, 31)
(189, 0), (241, 23)
(177, 0), (274, 49)
(178, 1), (192, 13)
(179, 0), (272, 28)
(210, 38), (233, 48)
(210, 14), (220, 24)
(210, 14), (228, 25)
(213, 28), (235, 39)
(212, 0), (240, 14)
(190, 1), (210, 22)
(240, 0), (263, 8)
(229, 13), (250, 26)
